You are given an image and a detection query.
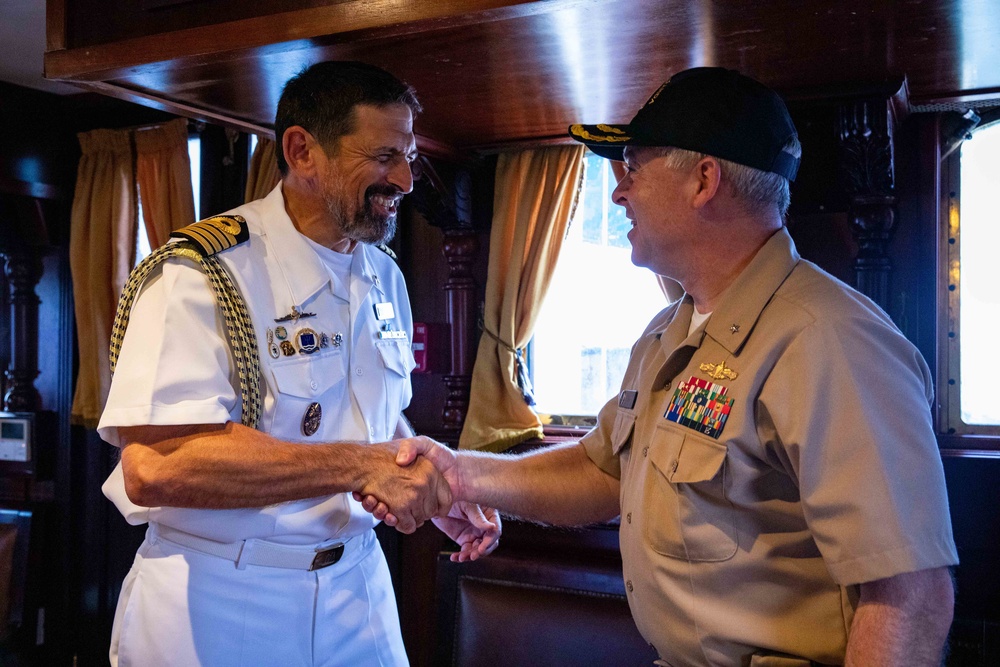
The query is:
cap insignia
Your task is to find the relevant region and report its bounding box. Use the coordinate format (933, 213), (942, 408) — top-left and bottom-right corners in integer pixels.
(643, 82), (669, 107)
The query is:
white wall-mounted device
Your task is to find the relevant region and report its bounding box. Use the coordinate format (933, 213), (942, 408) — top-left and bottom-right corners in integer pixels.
(0, 412), (32, 463)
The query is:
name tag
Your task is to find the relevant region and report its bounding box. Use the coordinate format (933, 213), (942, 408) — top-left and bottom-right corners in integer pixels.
(378, 330), (407, 340)
(618, 389), (638, 409)
(373, 302), (396, 321)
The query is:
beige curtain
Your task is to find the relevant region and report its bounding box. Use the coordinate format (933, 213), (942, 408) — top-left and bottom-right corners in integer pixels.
(608, 158), (684, 302)
(69, 128), (137, 426)
(135, 118), (196, 247)
(246, 136), (280, 203)
(459, 145), (586, 452)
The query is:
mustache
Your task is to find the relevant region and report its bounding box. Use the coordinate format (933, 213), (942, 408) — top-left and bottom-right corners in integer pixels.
(365, 184), (403, 200)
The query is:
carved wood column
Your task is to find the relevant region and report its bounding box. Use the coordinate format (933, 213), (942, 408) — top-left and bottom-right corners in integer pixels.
(441, 229), (478, 434)
(837, 95), (901, 310)
(410, 158), (479, 435)
(3, 252), (43, 411)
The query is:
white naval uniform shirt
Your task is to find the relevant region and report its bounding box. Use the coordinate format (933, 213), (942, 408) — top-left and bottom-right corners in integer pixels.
(98, 183), (416, 546)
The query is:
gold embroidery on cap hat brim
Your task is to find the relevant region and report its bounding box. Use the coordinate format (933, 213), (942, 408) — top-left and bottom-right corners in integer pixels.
(570, 124), (632, 143)
(596, 124), (627, 135)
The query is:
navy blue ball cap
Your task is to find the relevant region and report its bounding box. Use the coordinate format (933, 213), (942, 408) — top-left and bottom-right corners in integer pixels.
(568, 67), (800, 181)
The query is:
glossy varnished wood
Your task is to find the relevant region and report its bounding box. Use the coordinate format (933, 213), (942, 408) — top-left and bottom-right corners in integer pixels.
(45, 0), (1000, 151)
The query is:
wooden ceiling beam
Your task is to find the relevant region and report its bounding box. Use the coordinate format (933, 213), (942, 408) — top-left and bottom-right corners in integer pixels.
(61, 79), (471, 164)
(44, 0), (600, 82)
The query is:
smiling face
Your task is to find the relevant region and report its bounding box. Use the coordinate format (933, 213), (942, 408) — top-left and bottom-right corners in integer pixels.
(319, 103), (418, 245)
(613, 146), (696, 278)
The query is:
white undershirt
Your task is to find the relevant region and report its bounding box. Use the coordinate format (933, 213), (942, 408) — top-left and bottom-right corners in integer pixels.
(303, 236), (353, 287)
(689, 307), (712, 335)
(301, 236), (373, 437)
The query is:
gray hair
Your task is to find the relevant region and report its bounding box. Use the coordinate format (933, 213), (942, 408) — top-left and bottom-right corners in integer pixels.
(654, 136), (800, 218)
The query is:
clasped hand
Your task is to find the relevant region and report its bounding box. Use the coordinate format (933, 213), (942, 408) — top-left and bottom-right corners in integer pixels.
(353, 436), (501, 561)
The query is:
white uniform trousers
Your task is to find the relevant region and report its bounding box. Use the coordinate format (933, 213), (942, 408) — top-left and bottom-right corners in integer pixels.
(109, 525), (408, 666)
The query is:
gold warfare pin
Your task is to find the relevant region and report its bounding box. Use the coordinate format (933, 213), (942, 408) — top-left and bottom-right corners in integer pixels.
(700, 360), (738, 381)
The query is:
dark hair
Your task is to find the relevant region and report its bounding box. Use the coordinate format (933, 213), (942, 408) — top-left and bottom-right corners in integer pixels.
(274, 61), (422, 175)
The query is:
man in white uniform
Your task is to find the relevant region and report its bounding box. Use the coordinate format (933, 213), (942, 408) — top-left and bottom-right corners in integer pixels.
(98, 61), (499, 667)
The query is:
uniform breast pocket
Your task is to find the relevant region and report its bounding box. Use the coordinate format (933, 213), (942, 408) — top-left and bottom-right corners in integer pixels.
(642, 424), (738, 561)
(268, 352), (347, 439)
(376, 340), (416, 414)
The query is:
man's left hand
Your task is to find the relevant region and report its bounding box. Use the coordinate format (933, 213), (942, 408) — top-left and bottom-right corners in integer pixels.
(433, 501), (501, 562)
(355, 490), (502, 561)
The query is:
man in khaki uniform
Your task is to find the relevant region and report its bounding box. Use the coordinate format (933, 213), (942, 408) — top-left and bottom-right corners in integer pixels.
(371, 67), (958, 666)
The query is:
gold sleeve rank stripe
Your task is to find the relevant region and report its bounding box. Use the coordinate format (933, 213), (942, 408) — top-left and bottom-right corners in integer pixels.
(170, 215), (250, 257)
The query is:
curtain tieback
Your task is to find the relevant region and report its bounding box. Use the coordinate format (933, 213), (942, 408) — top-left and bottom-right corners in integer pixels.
(479, 320), (536, 407)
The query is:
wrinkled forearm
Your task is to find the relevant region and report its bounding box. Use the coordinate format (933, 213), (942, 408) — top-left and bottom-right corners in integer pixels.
(454, 442), (620, 526)
(119, 422), (379, 509)
(845, 567), (954, 667)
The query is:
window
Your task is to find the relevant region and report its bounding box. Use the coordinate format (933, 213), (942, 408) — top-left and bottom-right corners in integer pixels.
(530, 153), (668, 425)
(943, 120), (1000, 432)
(189, 133), (202, 221)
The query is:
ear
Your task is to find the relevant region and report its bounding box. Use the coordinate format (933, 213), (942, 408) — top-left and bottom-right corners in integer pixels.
(691, 157), (722, 209)
(282, 126), (321, 177)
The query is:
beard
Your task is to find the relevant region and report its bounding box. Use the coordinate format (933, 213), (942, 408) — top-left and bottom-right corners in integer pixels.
(324, 183), (400, 246)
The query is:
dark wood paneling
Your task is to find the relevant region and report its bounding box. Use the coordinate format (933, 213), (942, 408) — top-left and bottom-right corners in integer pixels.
(0, 83), (77, 201)
(46, 1), (1000, 151)
(0, 81), (192, 665)
(942, 454), (1000, 638)
(892, 113), (942, 368)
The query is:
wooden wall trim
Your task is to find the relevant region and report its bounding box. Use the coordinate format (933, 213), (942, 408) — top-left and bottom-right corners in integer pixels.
(914, 86), (1000, 108)
(2, 253), (43, 412)
(837, 95), (898, 310)
(939, 438), (1000, 457)
(52, 80), (273, 135)
(63, 79), (466, 160)
(44, 0), (596, 82)
(45, 0), (66, 52)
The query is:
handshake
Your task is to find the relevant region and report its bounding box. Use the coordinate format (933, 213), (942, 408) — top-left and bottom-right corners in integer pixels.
(352, 435), (500, 562)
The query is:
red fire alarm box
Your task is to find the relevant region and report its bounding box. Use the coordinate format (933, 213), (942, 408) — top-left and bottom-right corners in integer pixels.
(412, 322), (449, 373)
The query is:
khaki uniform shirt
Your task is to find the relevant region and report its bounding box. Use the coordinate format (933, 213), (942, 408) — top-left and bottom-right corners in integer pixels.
(581, 228), (958, 666)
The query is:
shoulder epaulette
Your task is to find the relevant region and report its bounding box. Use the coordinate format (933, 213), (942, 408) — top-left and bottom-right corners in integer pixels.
(170, 215), (249, 257)
(374, 243), (397, 260)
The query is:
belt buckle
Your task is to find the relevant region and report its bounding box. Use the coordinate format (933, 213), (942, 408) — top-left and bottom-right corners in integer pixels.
(309, 543), (345, 571)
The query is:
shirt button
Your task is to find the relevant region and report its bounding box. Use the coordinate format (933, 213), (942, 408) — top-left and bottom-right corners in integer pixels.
(642, 447), (648, 457)
(369, 427), (375, 437)
(356, 368), (363, 376)
(626, 580), (633, 593)
(626, 512), (632, 524)
(664, 381), (671, 390)
(310, 380), (318, 390)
